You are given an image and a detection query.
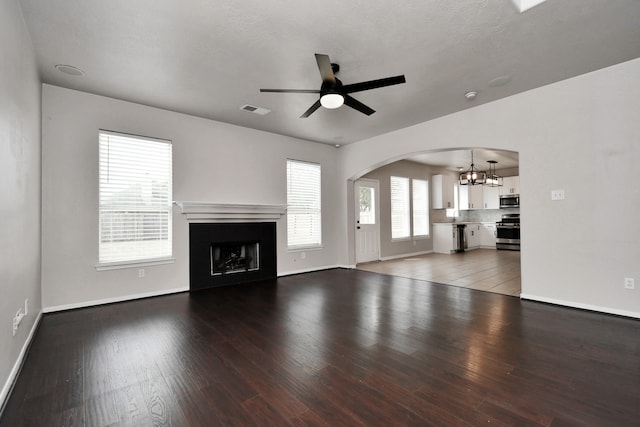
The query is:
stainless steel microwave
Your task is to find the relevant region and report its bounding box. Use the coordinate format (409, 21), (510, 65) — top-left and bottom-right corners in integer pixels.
(499, 194), (520, 208)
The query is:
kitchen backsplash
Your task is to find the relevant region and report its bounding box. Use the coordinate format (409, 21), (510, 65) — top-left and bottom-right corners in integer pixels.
(431, 208), (520, 223)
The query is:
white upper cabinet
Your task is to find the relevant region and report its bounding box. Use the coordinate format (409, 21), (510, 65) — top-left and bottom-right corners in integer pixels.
(459, 185), (483, 210)
(500, 176), (520, 195)
(431, 174), (455, 209)
(483, 185), (501, 209)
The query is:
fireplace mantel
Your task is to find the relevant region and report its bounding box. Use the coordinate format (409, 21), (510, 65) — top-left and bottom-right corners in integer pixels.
(175, 201), (286, 222)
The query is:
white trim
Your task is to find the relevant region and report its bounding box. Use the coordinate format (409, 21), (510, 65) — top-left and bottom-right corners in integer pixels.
(95, 257), (175, 271)
(175, 202), (286, 222)
(43, 286), (188, 313)
(520, 294), (640, 319)
(1, 311), (42, 414)
(379, 250), (433, 262)
(278, 265), (343, 277)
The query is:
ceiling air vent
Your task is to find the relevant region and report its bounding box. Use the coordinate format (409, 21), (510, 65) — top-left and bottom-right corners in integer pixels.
(240, 104), (271, 115)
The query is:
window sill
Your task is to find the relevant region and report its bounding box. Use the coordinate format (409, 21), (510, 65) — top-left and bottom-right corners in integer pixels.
(288, 246), (323, 253)
(413, 235), (431, 240)
(95, 257), (176, 271)
(391, 237), (411, 242)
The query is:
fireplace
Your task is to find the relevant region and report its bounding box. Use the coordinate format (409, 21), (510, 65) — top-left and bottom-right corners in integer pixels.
(189, 222), (277, 290)
(211, 241), (260, 276)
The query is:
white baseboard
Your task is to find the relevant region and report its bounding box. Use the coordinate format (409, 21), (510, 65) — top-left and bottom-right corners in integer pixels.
(1, 311), (43, 414)
(379, 250), (433, 262)
(43, 286), (189, 313)
(520, 294), (640, 319)
(278, 265), (343, 277)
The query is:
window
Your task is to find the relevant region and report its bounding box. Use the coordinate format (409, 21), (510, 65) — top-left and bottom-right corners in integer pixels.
(412, 179), (429, 236)
(390, 176), (410, 239)
(287, 159), (321, 249)
(99, 130), (172, 265)
(358, 185), (376, 225)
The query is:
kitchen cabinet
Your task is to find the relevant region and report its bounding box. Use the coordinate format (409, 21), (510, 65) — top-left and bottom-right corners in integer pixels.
(500, 176), (520, 195)
(483, 185), (500, 209)
(480, 223), (497, 248)
(433, 223), (458, 254)
(459, 185), (484, 210)
(431, 174), (455, 209)
(465, 223), (481, 249)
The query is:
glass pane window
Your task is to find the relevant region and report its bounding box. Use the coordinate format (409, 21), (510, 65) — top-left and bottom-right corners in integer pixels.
(358, 186), (376, 225)
(287, 159), (321, 249)
(390, 176), (410, 239)
(412, 179), (429, 236)
(99, 130), (172, 264)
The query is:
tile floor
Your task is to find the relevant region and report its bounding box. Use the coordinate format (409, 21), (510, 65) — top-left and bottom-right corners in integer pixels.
(356, 248), (521, 296)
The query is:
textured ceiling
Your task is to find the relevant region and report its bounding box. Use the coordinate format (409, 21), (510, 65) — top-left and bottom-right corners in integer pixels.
(18, 0), (640, 153)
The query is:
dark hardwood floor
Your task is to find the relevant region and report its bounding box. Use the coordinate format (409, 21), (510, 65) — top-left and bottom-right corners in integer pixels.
(1, 269), (638, 426)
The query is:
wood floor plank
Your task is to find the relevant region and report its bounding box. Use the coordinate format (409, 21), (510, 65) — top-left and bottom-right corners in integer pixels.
(1, 269), (638, 426)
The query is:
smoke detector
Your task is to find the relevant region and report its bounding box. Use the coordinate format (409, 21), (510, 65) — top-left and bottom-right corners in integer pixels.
(464, 91), (478, 101)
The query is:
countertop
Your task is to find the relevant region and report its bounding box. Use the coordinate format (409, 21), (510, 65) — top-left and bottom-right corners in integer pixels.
(432, 221), (496, 225)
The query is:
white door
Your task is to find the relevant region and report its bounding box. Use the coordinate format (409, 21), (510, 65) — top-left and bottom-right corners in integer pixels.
(355, 179), (380, 264)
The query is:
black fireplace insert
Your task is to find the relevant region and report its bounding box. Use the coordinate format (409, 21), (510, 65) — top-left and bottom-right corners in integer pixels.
(189, 222), (276, 290)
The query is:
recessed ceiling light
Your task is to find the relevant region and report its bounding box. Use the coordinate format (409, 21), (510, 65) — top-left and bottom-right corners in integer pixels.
(488, 76), (512, 87)
(54, 64), (85, 76)
(464, 91), (478, 101)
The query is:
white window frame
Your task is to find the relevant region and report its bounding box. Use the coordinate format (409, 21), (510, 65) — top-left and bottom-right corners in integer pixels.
(97, 130), (174, 270)
(412, 178), (430, 238)
(287, 159), (322, 250)
(390, 176), (411, 240)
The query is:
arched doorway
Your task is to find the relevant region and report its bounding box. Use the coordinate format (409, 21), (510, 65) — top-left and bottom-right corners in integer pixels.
(349, 147), (521, 297)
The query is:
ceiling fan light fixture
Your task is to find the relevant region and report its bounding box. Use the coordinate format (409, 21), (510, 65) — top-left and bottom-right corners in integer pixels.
(320, 93), (344, 109)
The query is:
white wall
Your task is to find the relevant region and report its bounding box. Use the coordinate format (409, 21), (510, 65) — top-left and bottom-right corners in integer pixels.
(0, 0), (42, 406)
(339, 58), (640, 318)
(41, 85), (341, 310)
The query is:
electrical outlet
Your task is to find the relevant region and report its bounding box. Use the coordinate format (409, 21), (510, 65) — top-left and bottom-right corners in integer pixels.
(551, 189), (565, 200)
(138, 268), (145, 278)
(624, 278), (635, 290)
(13, 310), (24, 337)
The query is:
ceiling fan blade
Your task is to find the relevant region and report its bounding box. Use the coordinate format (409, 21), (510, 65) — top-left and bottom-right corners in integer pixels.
(260, 88), (320, 93)
(342, 75), (406, 94)
(300, 99), (322, 118)
(344, 95), (375, 116)
(315, 54), (336, 84)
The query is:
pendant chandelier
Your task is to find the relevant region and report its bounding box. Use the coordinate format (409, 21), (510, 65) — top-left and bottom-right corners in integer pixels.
(485, 160), (503, 187)
(458, 150), (486, 186)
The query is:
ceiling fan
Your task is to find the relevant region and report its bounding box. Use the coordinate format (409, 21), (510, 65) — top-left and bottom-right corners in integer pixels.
(260, 54), (406, 118)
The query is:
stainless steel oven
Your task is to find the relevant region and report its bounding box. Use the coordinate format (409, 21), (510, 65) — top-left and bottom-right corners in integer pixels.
(496, 214), (520, 251)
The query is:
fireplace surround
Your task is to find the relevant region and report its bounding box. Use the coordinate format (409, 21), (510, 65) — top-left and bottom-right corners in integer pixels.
(177, 202), (285, 291)
(189, 222), (277, 290)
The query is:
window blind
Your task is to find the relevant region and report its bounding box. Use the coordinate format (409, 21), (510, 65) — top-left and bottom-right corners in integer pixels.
(99, 130), (172, 264)
(390, 176), (410, 239)
(287, 159), (321, 249)
(412, 179), (429, 236)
